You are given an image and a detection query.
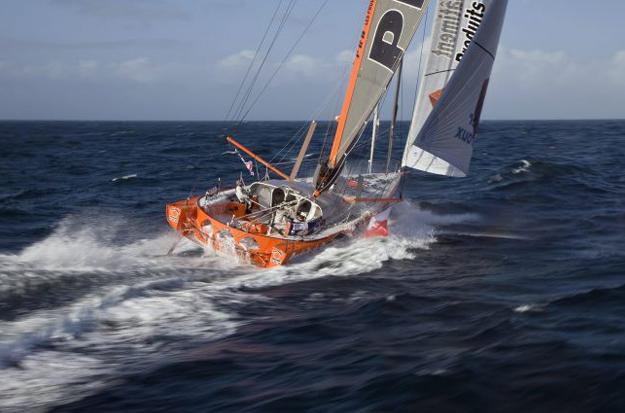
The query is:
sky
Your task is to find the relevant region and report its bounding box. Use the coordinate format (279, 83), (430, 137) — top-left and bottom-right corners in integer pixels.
(1, 0), (625, 121)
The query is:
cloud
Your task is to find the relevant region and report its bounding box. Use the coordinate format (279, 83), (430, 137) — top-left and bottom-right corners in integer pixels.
(214, 49), (354, 85)
(78, 60), (98, 78)
(0, 36), (181, 52)
(51, 0), (188, 21)
(20, 61), (66, 79)
(487, 48), (625, 119)
(217, 50), (255, 69)
(609, 51), (625, 86)
(285, 54), (326, 78)
(3, 43), (625, 120)
(336, 49), (354, 65)
(0, 58), (164, 84)
(111, 58), (160, 83)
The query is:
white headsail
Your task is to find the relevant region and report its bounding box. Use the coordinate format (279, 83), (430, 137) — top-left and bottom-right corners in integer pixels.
(402, 0), (508, 177)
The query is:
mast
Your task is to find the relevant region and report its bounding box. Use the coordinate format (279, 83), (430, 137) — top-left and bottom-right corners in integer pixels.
(386, 59), (403, 173)
(290, 121), (317, 181)
(368, 105), (380, 174)
(328, 0), (378, 169)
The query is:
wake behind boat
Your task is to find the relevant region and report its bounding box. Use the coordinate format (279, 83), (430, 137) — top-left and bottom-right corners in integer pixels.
(166, 0), (509, 267)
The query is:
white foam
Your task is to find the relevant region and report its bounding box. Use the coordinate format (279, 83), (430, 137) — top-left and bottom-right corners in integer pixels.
(111, 174), (138, 182)
(489, 174), (503, 183)
(0, 279), (238, 411)
(512, 159), (532, 174)
(0, 202), (476, 411)
(514, 304), (543, 313)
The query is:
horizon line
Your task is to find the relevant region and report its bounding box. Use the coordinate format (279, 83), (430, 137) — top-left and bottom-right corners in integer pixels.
(2, 118), (625, 123)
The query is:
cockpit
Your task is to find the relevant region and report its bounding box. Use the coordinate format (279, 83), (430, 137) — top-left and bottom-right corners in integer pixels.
(248, 181), (323, 222)
(214, 180), (324, 237)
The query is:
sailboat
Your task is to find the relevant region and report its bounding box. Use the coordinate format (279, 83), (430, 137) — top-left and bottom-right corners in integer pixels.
(165, 0), (508, 268)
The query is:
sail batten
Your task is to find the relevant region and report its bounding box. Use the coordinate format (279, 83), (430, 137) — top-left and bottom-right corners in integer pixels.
(328, 0), (432, 168)
(403, 0), (508, 177)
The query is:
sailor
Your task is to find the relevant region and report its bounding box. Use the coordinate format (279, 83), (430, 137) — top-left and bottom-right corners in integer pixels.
(272, 206), (292, 236)
(201, 185), (218, 207)
(235, 178), (251, 210)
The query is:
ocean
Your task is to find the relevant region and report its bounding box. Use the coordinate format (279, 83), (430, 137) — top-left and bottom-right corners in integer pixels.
(1, 120), (624, 412)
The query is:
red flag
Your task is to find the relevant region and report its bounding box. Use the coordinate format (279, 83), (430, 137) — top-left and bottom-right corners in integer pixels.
(365, 208), (391, 238)
(236, 150), (255, 177)
(346, 178), (359, 189)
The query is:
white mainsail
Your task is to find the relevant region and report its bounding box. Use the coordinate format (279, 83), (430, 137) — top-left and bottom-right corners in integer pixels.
(328, 0), (432, 168)
(402, 0), (508, 177)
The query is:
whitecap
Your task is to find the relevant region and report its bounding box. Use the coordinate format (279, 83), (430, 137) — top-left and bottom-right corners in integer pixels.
(111, 174), (138, 182)
(512, 159), (532, 174)
(514, 304), (543, 313)
(489, 174), (503, 183)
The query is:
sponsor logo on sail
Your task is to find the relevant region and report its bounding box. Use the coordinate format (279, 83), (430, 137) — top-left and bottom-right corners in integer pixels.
(455, 124), (477, 145)
(455, 113), (477, 145)
(455, 2), (486, 62)
(431, 1), (463, 59)
(368, 0), (425, 71)
(430, 1), (486, 62)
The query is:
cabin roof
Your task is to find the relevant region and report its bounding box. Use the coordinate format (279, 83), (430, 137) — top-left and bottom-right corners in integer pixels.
(252, 180), (345, 212)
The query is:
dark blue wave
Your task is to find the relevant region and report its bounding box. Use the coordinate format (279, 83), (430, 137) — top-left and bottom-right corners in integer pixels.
(1, 120), (625, 412)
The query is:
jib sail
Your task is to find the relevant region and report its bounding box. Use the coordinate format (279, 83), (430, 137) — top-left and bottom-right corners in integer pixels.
(403, 0), (508, 177)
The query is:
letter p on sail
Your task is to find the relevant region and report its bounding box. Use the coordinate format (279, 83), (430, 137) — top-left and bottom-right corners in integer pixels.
(365, 207), (392, 238)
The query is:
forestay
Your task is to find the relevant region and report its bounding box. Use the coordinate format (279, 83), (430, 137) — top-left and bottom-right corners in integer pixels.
(403, 0), (508, 177)
(329, 0), (432, 168)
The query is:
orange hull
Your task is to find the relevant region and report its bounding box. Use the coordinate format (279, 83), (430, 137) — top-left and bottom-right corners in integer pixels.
(166, 196), (346, 268)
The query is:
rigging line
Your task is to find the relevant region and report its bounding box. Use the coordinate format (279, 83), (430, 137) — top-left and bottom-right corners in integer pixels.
(269, 121), (309, 163)
(274, 66), (349, 164)
(399, 54), (406, 145)
(425, 68), (456, 77)
(473, 40), (496, 60)
(232, 0), (297, 123)
(238, 0), (330, 125)
(225, 0), (285, 122)
(411, 4), (429, 123)
(320, 118), (333, 162)
(269, 71), (347, 167)
(232, 0), (296, 122)
(320, 59), (351, 162)
(277, 130), (306, 164)
(272, 123), (309, 164)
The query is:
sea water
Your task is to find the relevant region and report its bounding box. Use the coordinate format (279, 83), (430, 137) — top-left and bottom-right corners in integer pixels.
(1, 120), (624, 412)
